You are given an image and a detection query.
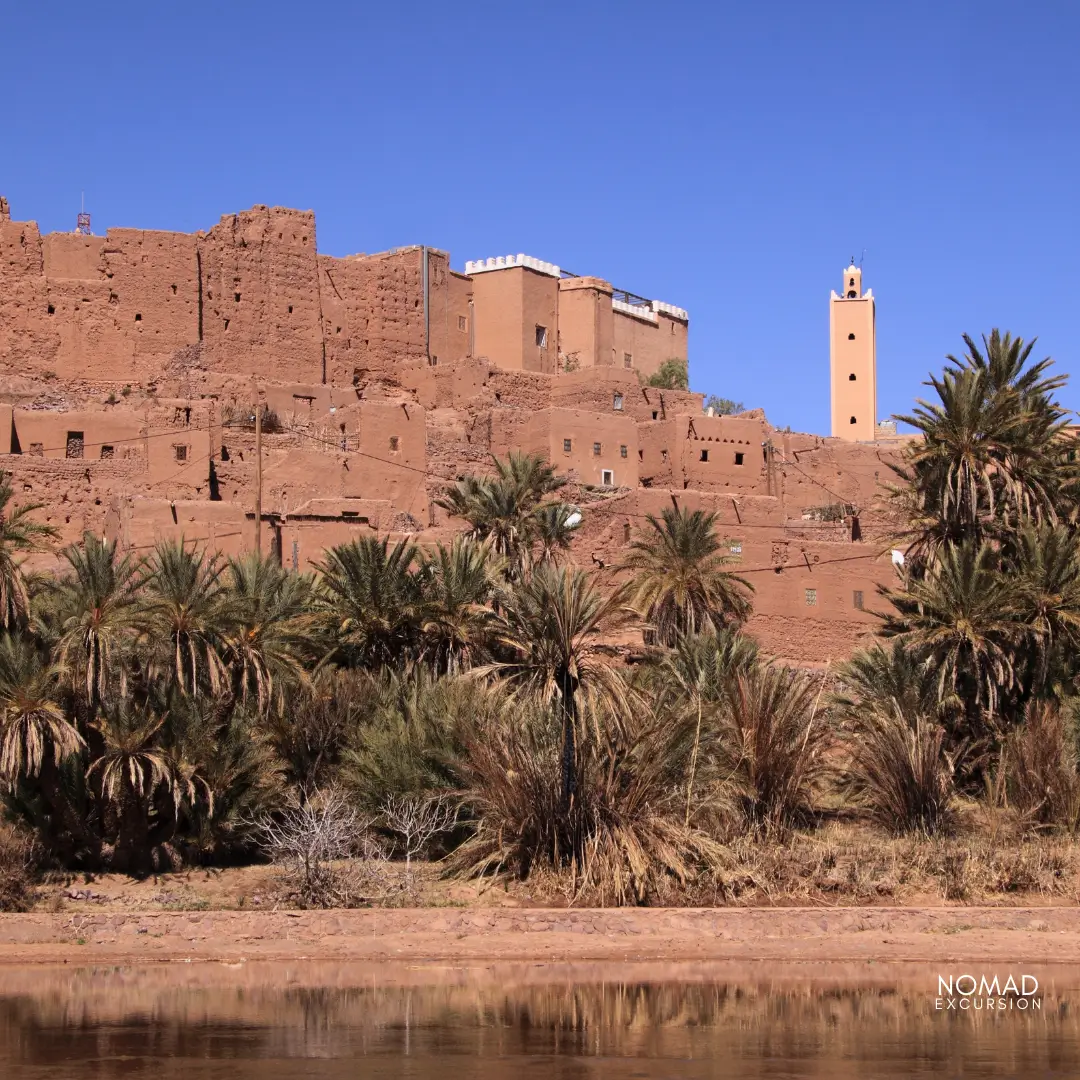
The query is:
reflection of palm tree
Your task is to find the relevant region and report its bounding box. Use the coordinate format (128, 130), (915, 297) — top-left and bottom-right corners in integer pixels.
(0, 471), (57, 631)
(621, 506), (752, 646)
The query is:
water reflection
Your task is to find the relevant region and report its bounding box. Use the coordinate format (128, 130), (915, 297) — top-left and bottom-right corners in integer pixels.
(0, 962), (1077, 1077)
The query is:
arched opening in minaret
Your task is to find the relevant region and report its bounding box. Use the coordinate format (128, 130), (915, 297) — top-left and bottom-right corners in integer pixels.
(850, 416), (857, 425)
(847, 290), (857, 298)
(849, 373), (856, 381)
(848, 332), (855, 340)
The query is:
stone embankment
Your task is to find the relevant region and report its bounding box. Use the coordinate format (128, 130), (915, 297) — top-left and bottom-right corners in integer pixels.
(2, 906), (1078, 965)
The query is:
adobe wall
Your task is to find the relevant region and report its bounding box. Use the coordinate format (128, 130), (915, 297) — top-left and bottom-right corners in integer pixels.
(612, 307), (687, 380)
(0, 195), (909, 668)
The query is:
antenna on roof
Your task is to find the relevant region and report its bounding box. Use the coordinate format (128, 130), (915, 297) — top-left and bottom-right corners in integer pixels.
(76, 191), (91, 236)
(859, 248), (866, 269)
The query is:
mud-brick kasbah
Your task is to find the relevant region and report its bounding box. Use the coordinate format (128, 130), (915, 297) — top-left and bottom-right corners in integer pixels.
(0, 195), (912, 666)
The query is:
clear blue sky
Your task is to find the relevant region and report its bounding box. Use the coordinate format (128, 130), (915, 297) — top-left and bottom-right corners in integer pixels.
(4, 1), (1077, 433)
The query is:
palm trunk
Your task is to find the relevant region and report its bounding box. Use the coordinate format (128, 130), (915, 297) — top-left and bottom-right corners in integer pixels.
(685, 697), (703, 827)
(558, 666), (577, 808)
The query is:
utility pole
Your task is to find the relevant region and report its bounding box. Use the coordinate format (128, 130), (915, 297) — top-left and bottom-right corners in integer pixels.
(254, 400), (262, 556)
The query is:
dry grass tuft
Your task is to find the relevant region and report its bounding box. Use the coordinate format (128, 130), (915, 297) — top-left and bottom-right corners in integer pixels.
(0, 822), (37, 912)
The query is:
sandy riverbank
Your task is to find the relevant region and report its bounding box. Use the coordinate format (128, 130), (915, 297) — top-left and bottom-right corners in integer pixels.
(2, 906), (1079, 965)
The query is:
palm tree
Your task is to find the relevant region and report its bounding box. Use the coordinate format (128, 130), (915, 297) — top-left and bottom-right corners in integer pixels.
(620, 506), (752, 646)
(650, 629), (760, 826)
(50, 535), (145, 712)
(86, 703), (189, 873)
(436, 451), (574, 578)
(0, 471), (57, 631)
(719, 663), (828, 835)
(316, 536), (424, 669)
(892, 331), (1076, 564)
(140, 539), (230, 698)
(1012, 524), (1080, 698)
(224, 553), (316, 714)
(481, 564), (633, 803)
(419, 537), (499, 675)
(0, 634), (82, 787)
(880, 540), (1024, 729)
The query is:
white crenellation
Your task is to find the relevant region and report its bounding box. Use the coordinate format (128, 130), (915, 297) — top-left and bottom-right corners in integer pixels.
(465, 254), (561, 278)
(651, 299), (689, 321)
(612, 298), (658, 324)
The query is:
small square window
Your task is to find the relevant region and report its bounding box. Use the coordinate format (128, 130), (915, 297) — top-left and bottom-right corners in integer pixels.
(458, 315), (467, 331)
(601, 469), (614, 486)
(805, 588), (817, 607)
(623, 352), (632, 369)
(619, 444), (628, 458)
(700, 449), (709, 462)
(563, 438), (572, 453)
(651, 410), (659, 420)
(535, 325), (548, 348)
(389, 436), (400, 452)
(99, 445), (114, 460)
(65, 432), (84, 459)
(593, 442), (602, 456)
(734, 452), (744, 465)
(729, 542), (742, 556)
(853, 590), (864, 610)
(613, 393), (624, 411)
(173, 444), (188, 463)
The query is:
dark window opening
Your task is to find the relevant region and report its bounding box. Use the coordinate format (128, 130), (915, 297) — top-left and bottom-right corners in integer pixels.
(848, 332), (855, 340)
(288, 305), (293, 314)
(853, 590), (864, 610)
(734, 452), (744, 465)
(849, 373), (857, 381)
(458, 315), (467, 331)
(171, 284), (177, 295)
(99, 445), (114, 460)
(47, 304), (55, 315)
(848, 277), (855, 286)
(651, 410), (659, 420)
(638, 449), (644, 461)
(389, 436), (400, 452)
(623, 352), (633, 369)
(174, 445), (188, 462)
(846, 290), (857, 298)
(563, 438), (572, 452)
(592, 442), (602, 456)
(234, 292), (241, 303)
(620, 445), (628, 458)
(850, 416), (857, 425)
(700, 449), (709, 462)
(223, 318), (230, 331)
(623, 523), (631, 542)
(535, 325), (548, 348)
(601, 469), (613, 486)
(134, 313), (142, 322)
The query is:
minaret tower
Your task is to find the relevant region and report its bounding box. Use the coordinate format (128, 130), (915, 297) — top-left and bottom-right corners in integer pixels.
(829, 260), (876, 440)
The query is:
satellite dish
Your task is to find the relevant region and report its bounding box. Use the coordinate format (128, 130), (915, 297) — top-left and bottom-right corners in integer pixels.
(890, 549), (905, 567)
(564, 510), (583, 528)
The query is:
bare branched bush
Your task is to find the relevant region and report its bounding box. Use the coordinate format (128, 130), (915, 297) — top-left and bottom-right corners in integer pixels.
(380, 793), (457, 895)
(255, 789), (386, 908)
(1004, 701), (1080, 831)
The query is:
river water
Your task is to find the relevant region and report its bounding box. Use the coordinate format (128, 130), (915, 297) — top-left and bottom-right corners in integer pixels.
(1, 962), (1077, 1077)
